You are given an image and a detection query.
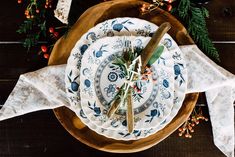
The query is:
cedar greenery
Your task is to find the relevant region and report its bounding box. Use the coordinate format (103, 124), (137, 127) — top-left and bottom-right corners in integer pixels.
(17, 0), (48, 51)
(172, 0), (220, 61)
(17, 20), (46, 51)
(17, 0), (219, 61)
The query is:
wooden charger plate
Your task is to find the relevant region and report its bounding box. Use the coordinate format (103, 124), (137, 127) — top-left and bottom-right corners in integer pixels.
(48, 0), (199, 153)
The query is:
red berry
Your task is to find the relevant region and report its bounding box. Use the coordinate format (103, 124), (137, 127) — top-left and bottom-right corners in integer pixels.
(25, 10), (29, 15)
(53, 32), (59, 38)
(49, 27), (54, 33)
(168, 0), (173, 3)
(167, 5), (172, 12)
(36, 9), (40, 13)
(17, 0), (22, 4)
(43, 53), (50, 59)
(41, 45), (47, 53)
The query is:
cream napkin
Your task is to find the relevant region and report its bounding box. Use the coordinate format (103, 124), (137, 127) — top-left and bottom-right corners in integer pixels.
(1, 45), (234, 157)
(181, 45), (235, 157)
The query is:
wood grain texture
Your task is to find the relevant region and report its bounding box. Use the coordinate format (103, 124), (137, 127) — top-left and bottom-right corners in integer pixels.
(0, 107), (225, 157)
(0, 44), (47, 79)
(50, 0), (198, 153)
(0, 80), (17, 105)
(216, 43), (235, 74)
(0, 0), (25, 41)
(206, 0), (235, 41)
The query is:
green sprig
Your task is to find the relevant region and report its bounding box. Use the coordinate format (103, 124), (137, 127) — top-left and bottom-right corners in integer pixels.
(172, 0), (220, 61)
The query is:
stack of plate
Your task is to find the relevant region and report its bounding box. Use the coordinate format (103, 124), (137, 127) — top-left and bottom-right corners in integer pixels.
(65, 17), (187, 140)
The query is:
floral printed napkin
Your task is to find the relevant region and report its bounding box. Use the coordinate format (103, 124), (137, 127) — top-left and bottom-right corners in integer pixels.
(54, 0), (72, 24)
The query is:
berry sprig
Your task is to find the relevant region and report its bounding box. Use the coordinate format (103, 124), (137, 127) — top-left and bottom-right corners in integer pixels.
(38, 26), (67, 59)
(38, 26), (61, 59)
(17, 0), (69, 61)
(141, 67), (154, 81)
(140, 0), (175, 14)
(48, 26), (60, 39)
(39, 44), (52, 59)
(17, 0), (53, 52)
(178, 107), (208, 138)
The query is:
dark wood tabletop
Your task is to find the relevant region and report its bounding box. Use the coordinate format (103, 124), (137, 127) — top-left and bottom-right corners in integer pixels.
(0, 0), (234, 157)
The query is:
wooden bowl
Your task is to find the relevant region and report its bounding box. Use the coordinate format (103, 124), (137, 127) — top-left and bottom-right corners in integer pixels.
(49, 0), (199, 153)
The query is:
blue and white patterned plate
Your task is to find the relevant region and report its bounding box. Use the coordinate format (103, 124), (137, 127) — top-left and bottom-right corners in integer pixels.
(80, 36), (174, 130)
(65, 17), (187, 140)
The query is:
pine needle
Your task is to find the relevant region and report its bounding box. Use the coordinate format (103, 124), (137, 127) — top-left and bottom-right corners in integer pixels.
(173, 0), (220, 61)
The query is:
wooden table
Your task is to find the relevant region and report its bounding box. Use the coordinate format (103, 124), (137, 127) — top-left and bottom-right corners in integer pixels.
(0, 0), (234, 156)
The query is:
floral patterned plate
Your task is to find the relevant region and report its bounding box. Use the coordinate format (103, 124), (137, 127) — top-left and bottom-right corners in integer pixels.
(65, 17), (187, 140)
(80, 36), (174, 130)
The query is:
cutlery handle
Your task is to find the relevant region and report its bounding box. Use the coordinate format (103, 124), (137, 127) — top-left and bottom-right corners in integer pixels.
(107, 97), (122, 118)
(127, 88), (134, 133)
(141, 22), (171, 73)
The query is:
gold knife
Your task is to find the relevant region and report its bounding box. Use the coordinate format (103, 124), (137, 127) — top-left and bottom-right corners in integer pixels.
(140, 22), (171, 73)
(127, 88), (134, 133)
(126, 22), (171, 133)
(107, 96), (122, 118)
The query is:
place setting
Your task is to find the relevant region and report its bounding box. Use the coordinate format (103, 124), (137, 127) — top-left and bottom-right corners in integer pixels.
(61, 17), (194, 141)
(0, 0), (234, 156)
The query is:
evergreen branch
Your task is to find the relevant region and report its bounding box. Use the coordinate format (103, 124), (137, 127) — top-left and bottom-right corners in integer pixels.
(173, 0), (220, 61)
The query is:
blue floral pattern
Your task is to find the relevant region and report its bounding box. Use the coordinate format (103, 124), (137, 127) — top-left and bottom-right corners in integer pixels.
(67, 70), (79, 93)
(111, 19), (134, 32)
(104, 84), (117, 97)
(174, 63), (185, 86)
(80, 109), (87, 119)
(92, 45), (160, 116)
(65, 17), (187, 140)
(163, 38), (172, 49)
(88, 101), (101, 117)
(93, 44), (108, 58)
(80, 36), (174, 131)
(86, 32), (98, 43)
(108, 64), (126, 79)
(145, 102), (166, 123)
